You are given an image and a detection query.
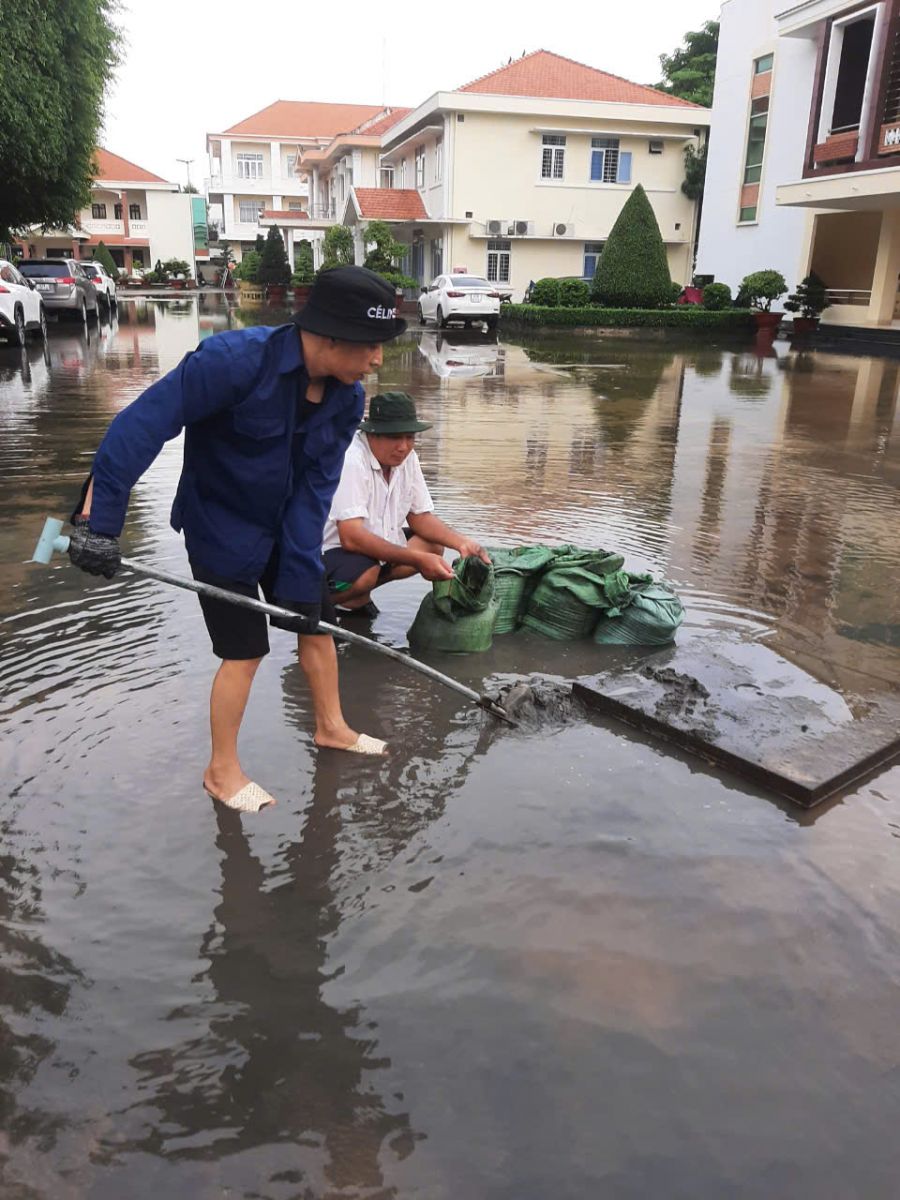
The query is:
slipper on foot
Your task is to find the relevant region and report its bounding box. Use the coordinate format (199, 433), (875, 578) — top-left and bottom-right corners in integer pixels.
(343, 733), (388, 755)
(337, 600), (380, 620)
(206, 781), (276, 813)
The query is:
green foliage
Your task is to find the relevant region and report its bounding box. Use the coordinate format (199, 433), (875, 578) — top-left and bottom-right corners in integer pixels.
(784, 273), (830, 318)
(501, 305), (754, 332)
(292, 239), (315, 285)
(381, 271), (419, 291)
(143, 259), (167, 284)
(738, 269), (787, 311)
(0, 0), (121, 238)
(559, 278), (590, 307)
(162, 258), (190, 278)
(257, 225), (291, 287)
(234, 251), (261, 283)
(591, 185), (672, 309)
(669, 281), (684, 304)
(656, 20), (719, 107)
(531, 278), (562, 307)
(682, 141), (708, 200)
(363, 220), (406, 274)
(702, 282), (733, 310)
(322, 224), (355, 268)
(181, 182), (199, 194)
(254, 233), (265, 254)
(93, 240), (119, 279)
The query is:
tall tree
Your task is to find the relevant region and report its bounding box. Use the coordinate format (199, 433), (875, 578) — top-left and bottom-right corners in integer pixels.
(656, 20), (719, 108)
(0, 0), (121, 238)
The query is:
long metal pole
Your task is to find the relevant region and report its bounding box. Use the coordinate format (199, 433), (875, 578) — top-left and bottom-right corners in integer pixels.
(119, 557), (516, 725)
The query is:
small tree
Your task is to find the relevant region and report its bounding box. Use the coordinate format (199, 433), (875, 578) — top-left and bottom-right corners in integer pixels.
(162, 257), (190, 278)
(93, 240), (119, 279)
(321, 224), (355, 268)
(702, 282), (732, 310)
(363, 219), (405, 275)
(738, 269), (787, 311)
(292, 238), (315, 285)
(530, 278), (561, 307)
(234, 250), (261, 283)
(591, 184), (672, 308)
(784, 273), (830, 319)
(257, 225), (291, 288)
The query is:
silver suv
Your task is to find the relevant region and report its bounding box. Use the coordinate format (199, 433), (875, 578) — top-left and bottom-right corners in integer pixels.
(17, 259), (100, 322)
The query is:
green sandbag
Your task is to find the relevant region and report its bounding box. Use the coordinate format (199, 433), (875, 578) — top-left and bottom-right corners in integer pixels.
(485, 544), (558, 634)
(408, 593), (500, 653)
(432, 555), (495, 619)
(593, 581), (684, 645)
(522, 564), (634, 641)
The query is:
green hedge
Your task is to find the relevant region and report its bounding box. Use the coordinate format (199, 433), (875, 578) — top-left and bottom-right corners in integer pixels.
(501, 305), (755, 330)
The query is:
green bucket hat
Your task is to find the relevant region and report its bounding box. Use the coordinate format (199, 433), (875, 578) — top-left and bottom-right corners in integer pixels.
(359, 392), (432, 434)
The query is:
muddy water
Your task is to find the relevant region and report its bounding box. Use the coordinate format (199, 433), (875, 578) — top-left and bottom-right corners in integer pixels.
(1, 296), (899, 1198)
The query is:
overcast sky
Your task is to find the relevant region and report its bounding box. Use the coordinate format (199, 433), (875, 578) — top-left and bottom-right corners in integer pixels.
(103, 0), (719, 186)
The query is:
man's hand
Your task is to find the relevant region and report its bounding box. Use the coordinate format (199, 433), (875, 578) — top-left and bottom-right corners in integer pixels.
(67, 517), (121, 579)
(415, 552), (455, 582)
(455, 538), (491, 564)
(271, 599), (321, 635)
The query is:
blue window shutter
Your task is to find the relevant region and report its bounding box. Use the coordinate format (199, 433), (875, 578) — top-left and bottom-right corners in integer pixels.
(590, 150), (603, 181)
(617, 152), (632, 184)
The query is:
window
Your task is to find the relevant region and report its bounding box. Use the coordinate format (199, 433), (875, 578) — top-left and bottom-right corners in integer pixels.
(583, 241), (604, 280)
(743, 96), (769, 186)
(0, 265), (18, 285)
(114, 203), (123, 219)
(739, 206), (758, 222)
(541, 134), (566, 180)
(415, 145), (426, 188)
(754, 53), (774, 74)
(132, 249), (145, 267)
(285, 154), (297, 176)
(239, 200), (261, 223)
(91, 203), (107, 219)
(434, 138), (443, 183)
(236, 153), (264, 180)
(380, 163), (394, 189)
(288, 200), (303, 211)
(486, 238), (510, 283)
(590, 138), (631, 184)
(649, 140), (664, 155)
(399, 158), (407, 187)
(830, 14), (876, 132)
(129, 203), (141, 220)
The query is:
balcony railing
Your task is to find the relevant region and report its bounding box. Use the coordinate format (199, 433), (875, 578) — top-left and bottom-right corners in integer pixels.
(825, 288), (871, 307)
(129, 220), (149, 236)
(81, 218), (124, 236)
(203, 173), (307, 198)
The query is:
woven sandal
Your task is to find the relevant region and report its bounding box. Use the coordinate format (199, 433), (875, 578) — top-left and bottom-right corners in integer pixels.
(206, 782), (277, 813)
(344, 733), (387, 755)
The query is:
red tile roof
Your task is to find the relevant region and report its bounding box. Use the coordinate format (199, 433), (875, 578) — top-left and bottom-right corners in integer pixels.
(352, 107), (414, 135)
(94, 148), (168, 183)
(354, 188), (428, 220)
(457, 49), (701, 108)
(223, 100), (385, 138)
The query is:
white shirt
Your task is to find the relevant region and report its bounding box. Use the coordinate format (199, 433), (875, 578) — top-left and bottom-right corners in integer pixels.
(323, 432), (435, 552)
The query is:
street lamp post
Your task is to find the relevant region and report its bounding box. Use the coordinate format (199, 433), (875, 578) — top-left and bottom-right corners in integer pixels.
(176, 157), (195, 191)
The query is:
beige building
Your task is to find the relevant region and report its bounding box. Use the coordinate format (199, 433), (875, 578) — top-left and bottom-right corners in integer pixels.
(262, 51), (708, 299)
(17, 149), (194, 276)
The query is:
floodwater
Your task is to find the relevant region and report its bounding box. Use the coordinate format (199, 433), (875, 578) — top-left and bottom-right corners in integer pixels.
(2, 295), (900, 1198)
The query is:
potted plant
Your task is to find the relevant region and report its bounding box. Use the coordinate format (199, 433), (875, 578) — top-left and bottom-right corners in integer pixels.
(291, 239), (315, 304)
(162, 258), (191, 290)
(258, 226), (291, 302)
(784, 273), (830, 334)
(738, 269), (787, 331)
(234, 250), (262, 297)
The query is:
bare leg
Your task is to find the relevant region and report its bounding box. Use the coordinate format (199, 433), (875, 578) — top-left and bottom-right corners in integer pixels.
(204, 657), (262, 801)
(336, 537), (446, 608)
(299, 633), (385, 752)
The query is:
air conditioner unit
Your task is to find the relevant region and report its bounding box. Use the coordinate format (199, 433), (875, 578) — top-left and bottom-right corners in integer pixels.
(513, 219), (533, 236)
(552, 221), (575, 237)
(486, 218), (504, 236)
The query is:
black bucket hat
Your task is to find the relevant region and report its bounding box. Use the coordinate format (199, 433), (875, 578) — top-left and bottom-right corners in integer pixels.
(359, 392), (432, 434)
(293, 265), (407, 342)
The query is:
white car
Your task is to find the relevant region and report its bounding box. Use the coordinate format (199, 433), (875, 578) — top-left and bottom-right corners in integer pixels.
(80, 262), (117, 311)
(418, 273), (501, 329)
(417, 331), (502, 379)
(0, 259), (47, 346)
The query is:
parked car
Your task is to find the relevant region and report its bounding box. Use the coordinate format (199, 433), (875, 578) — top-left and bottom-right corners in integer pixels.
(418, 274), (501, 329)
(80, 261), (117, 310)
(417, 331), (502, 379)
(17, 259), (100, 322)
(0, 259), (47, 345)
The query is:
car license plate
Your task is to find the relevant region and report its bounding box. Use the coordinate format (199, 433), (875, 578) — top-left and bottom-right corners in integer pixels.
(469, 293), (482, 302)
(35, 283), (53, 291)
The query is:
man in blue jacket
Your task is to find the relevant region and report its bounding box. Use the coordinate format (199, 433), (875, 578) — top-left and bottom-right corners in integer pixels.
(67, 266), (406, 813)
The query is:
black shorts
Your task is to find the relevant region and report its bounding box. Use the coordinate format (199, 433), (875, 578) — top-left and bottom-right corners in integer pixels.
(191, 548), (336, 660)
(324, 527), (413, 596)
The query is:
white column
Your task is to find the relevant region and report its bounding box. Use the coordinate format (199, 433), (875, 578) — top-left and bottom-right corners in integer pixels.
(221, 138), (232, 189)
(270, 141), (281, 187)
(868, 209), (900, 325)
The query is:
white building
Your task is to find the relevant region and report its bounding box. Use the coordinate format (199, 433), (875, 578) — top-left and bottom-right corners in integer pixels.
(19, 149), (195, 275)
(697, 0), (900, 327)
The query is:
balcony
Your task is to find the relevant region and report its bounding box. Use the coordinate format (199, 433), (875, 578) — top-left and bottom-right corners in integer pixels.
(129, 220), (149, 235)
(204, 173), (307, 198)
(81, 218), (124, 236)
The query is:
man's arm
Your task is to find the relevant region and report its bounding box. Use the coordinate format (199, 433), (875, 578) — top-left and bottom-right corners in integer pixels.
(338, 519), (452, 581)
(406, 511), (490, 564)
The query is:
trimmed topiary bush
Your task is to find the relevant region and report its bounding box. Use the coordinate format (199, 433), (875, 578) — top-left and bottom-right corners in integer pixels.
(258, 225), (291, 288)
(559, 278), (590, 307)
(702, 282), (733, 310)
(292, 239), (315, 285)
(530, 278), (562, 306)
(93, 240), (119, 279)
(591, 184), (672, 309)
(738, 269), (787, 311)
